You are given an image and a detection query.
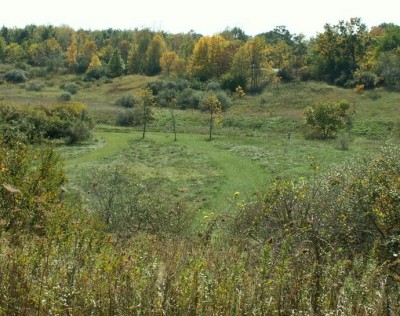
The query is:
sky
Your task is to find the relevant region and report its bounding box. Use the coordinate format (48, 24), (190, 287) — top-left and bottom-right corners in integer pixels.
(1, 0), (399, 38)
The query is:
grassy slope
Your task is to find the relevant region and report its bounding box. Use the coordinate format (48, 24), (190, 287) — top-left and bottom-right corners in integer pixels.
(2, 73), (400, 218)
(61, 128), (267, 217)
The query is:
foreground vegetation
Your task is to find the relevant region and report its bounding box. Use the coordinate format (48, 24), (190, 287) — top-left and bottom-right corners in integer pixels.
(1, 135), (399, 314)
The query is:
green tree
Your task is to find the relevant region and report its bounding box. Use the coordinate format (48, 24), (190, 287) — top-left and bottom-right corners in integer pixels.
(138, 88), (156, 139)
(108, 48), (125, 77)
(77, 39), (98, 73)
(304, 100), (350, 138)
(376, 48), (400, 88)
(0, 37), (7, 63)
(43, 37), (63, 72)
(231, 37), (272, 91)
(312, 18), (371, 85)
(132, 29), (152, 74)
(201, 95), (222, 140)
(27, 43), (45, 66)
(4, 42), (26, 63)
(145, 33), (167, 75)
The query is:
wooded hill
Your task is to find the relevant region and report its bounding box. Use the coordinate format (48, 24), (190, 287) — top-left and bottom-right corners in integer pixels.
(1, 18), (400, 91)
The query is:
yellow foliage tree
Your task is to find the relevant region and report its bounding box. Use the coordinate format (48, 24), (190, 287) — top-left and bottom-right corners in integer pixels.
(86, 54), (102, 73)
(160, 51), (185, 77)
(190, 35), (231, 80)
(66, 41), (78, 68)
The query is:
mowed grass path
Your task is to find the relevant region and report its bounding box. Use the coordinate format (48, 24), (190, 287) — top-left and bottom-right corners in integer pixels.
(63, 129), (268, 215)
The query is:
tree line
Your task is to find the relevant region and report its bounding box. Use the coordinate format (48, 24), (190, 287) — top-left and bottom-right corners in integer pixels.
(1, 18), (400, 90)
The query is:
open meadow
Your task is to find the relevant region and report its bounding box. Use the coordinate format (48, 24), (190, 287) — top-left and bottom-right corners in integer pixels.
(1, 73), (398, 218)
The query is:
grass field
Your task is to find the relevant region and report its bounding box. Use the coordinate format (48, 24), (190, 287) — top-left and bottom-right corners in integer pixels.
(2, 73), (399, 219)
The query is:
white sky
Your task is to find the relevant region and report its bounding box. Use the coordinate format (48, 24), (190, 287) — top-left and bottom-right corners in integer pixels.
(1, 0), (399, 38)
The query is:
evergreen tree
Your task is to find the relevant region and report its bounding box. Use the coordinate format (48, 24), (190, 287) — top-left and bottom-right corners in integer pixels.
(108, 48), (125, 77)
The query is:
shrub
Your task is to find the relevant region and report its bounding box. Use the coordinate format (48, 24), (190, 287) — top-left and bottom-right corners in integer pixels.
(116, 109), (139, 126)
(335, 131), (351, 150)
(65, 121), (93, 144)
(354, 70), (379, 89)
(115, 95), (136, 108)
(25, 81), (46, 92)
(202, 90), (232, 111)
(220, 73), (247, 91)
(83, 166), (191, 236)
(146, 80), (165, 95)
(83, 65), (107, 80)
(4, 69), (29, 83)
(100, 76), (113, 84)
(157, 89), (177, 107)
(176, 88), (202, 109)
(62, 82), (80, 95)
(58, 92), (72, 102)
(206, 81), (221, 91)
(304, 100), (350, 139)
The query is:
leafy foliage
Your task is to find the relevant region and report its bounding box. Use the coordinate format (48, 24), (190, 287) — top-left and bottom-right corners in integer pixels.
(108, 49), (125, 77)
(4, 69), (29, 83)
(0, 101), (94, 144)
(304, 100), (351, 138)
(201, 95), (222, 140)
(115, 94), (137, 108)
(0, 140), (399, 314)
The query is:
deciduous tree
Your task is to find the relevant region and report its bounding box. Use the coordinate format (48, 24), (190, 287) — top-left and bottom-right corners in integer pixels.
(145, 33), (167, 75)
(304, 100), (350, 138)
(201, 95), (222, 140)
(138, 88), (156, 139)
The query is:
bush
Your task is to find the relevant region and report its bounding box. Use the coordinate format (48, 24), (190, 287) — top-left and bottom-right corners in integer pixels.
(335, 131), (351, 150)
(157, 89), (177, 107)
(176, 88), (202, 109)
(100, 76), (113, 84)
(202, 90), (232, 111)
(220, 73), (247, 92)
(25, 81), (46, 92)
(84, 67), (106, 80)
(354, 70), (379, 89)
(4, 69), (29, 83)
(304, 100), (350, 139)
(146, 80), (165, 95)
(116, 109), (140, 126)
(58, 92), (72, 102)
(206, 81), (221, 91)
(62, 82), (80, 95)
(83, 166), (191, 236)
(65, 121), (93, 145)
(0, 101), (94, 145)
(115, 95), (136, 108)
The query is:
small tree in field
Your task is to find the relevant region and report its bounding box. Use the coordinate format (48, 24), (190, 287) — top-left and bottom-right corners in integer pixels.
(304, 100), (350, 139)
(139, 88), (156, 139)
(201, 95), (222, 140)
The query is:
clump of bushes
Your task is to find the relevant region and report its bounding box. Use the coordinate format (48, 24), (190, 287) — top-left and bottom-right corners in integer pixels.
(115, 94), (137, 108)
(4, 69), (29, 83)
(58, 91), (72, 102)
(25, 81), (46, 91)
(60, 82), (80, 95)
(0, 101), (94, 144)
(146, 78), (233, 111)
(116, 109), (139, 126)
